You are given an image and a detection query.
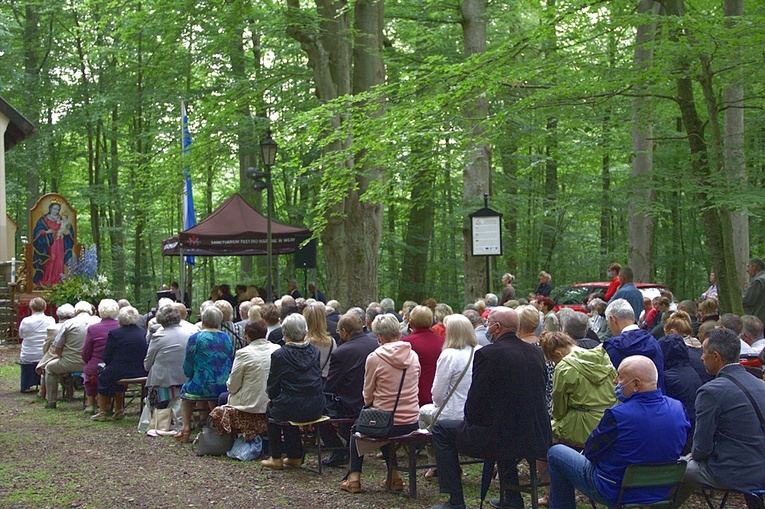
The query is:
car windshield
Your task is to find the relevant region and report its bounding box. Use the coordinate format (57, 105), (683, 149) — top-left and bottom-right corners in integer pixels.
(554, 286), (590, 305)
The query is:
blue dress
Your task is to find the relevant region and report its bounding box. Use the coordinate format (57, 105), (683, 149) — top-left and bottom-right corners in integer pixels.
(181, 330), (234, 398)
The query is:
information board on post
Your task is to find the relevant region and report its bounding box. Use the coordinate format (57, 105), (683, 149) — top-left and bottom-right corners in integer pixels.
(470, 207), (502, 257)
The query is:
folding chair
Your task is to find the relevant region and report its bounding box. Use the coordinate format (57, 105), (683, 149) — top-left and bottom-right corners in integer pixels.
(612, 460), (687, 509)
(701, 486), (765, 509)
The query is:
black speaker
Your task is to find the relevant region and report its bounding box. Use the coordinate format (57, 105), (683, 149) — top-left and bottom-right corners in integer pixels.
(295, 234), (317, 269)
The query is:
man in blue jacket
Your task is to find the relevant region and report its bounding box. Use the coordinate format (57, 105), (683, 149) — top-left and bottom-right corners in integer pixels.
(603, 298), (666, 393)
(547, 355), (690, 509)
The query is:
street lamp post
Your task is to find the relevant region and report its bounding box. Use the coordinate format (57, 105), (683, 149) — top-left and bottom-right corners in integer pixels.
(259, 129), (277, 303)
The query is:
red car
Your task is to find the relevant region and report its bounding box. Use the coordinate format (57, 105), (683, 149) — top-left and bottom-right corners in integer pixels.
(553, 282), (668, 313)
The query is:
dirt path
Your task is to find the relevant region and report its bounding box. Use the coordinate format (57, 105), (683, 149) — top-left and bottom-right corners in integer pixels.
(0, 344), (743, 509)
(0, 344), (443, 509)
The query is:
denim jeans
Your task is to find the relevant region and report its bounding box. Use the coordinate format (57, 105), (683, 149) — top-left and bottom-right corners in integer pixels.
(547, 444), (610, 509)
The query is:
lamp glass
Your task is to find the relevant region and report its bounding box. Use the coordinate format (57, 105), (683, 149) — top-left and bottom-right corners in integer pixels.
(260, 130), (277, 167)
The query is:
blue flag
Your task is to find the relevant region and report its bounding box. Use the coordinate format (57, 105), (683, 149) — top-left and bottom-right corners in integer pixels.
(182, 100), (196, 266)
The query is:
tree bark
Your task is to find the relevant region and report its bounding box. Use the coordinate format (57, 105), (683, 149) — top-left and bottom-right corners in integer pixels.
(286, 0), (385, 307)
(461, 0), (490, 304)
(724, 0), (748, 294)
(666, 0), (742, 314)
(627, 0), (661, 282)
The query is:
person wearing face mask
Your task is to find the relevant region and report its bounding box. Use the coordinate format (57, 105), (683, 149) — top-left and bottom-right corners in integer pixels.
(604, 263), (622, 302)
(546, 355), (690, 509)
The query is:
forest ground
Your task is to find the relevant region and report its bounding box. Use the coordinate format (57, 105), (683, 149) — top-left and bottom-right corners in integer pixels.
(0, 343), (742, 509)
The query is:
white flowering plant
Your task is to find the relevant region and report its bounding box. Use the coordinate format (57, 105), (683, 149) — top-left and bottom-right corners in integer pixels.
(46, 246), (111, 306)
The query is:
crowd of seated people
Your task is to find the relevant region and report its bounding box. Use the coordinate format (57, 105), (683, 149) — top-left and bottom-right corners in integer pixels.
(15, 267), (765, 507)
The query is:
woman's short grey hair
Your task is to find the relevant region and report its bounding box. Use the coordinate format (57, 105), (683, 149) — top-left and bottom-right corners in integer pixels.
(282, 313), (308, 342)
(485, 294), (498, 307)
(98, 299), (120, 319)
(372, 314), (402, 342)
(605, 298), (635, 322)
(202, 306), (224, 329)
(118, 306), (141, 326)
(156, 304), (182, 327)
(380, 298), (395, 310)
(539, 271), (551, 281)
(589, 298), (607, 312)
(213, 299), (233, 322)
(562, 311), (589, 339)
(199, 300), (215, 316)
(56, 303), (75, 320)
(434, 303), (454, 322)
(29, 297), (47, 313)
(75, 301), (94, 315)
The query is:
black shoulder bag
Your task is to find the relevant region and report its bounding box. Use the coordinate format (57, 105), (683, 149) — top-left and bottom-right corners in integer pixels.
(719, 372), (765, 434)
(354, 369), (407, 438)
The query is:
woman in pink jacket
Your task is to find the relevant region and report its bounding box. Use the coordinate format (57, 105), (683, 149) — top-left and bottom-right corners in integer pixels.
(340, 314), (421, 494)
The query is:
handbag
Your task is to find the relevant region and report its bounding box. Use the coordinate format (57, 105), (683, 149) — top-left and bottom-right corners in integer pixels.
(149, 407), (176, 432)
(192, 426), (236, 456)
(426, 346), (475, 431)
(354, 369), (407, 438)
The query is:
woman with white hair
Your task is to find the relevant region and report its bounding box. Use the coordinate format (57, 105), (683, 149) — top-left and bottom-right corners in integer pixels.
(92, 306), (149, 421)
(261, 313), (325, 469)
(81, 299), (120, 414)
(18, 297), (54, 392)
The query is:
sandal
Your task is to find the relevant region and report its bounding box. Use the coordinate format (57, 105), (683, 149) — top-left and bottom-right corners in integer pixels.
(111, 409), (125, 421)
(340, 479), (361, 494)
(174, 430), (191, 443)
(91, 411), (110, 422)
(380, 477), (403, 492)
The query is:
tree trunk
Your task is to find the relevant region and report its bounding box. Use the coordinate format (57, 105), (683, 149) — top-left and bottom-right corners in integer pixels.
(461, 0), (490, 304)
(108, 105), (126, 296)
(724, 0), (748, 294)
(627, 0), (661, 282)
(286, 0), (384, 307)
(666, 0), (742, 314)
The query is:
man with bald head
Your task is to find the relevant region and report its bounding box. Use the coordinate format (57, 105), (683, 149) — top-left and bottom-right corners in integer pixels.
(432, 307), (552, 509)
(547, 355), (690, 509)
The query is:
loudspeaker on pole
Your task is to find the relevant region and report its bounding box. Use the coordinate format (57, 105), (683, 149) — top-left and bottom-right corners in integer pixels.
(294, 233), (317, 269)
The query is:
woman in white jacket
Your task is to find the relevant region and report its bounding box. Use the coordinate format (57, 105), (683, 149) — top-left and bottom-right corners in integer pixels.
(418, 313), (480, 479)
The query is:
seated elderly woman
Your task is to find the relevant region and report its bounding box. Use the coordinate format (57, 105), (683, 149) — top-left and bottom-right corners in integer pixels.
(18, 297), (54, 392)
(260, 313), (325, 469)
(92, 306), (149, 421)
(209, 319), (280, 441)
(340, 314), (421, 494)
(174, 306), (234, 442)
(82, 299), (121, 414)
(144, 304), (193, 409)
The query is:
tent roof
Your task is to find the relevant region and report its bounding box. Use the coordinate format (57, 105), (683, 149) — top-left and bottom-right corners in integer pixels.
(161, 193), (311, 256)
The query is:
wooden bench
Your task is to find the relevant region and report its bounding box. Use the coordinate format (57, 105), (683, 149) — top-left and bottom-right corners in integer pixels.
(357, 431), (483, 499)
(116, 377), (148, 414)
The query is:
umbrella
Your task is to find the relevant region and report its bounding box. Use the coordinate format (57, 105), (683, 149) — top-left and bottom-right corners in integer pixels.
(480, 459), (497, 509)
